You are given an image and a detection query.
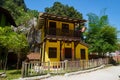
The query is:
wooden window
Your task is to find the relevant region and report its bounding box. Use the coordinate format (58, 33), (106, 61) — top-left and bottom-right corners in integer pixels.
(49, 22), (56, 28)
(62, 23), (69, 32)
(65, 48), (72, 59)
(80, 49), (86, 59)
(49, 22), (56, 35)
(49, 47), (57, 58)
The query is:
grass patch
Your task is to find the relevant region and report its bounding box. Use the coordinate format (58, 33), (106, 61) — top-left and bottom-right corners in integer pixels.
(0, 70), (21, 80)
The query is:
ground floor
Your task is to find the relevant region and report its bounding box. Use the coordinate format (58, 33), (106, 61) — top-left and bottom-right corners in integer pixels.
(40, 40), (88, 62)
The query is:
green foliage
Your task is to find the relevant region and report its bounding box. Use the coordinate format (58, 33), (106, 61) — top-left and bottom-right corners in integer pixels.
(86, 13), (118, 55)
(45, 2), (83, 19)
(16, 9), (39, 25)
(0, 69), (21, 80)
(0, 0), (4, 6)
(109, 57), (118, 65)
(1, 0), (25, 22)
(0, 0), (39, 25)
(0, 27), (28, 50)
(0, 26), (28, 70)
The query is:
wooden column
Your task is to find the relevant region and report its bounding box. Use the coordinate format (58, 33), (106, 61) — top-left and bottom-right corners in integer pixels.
(62, 48), (64, 60)
(72, 48), (74, 60)
(61, 41), (65, 60)
(72, 42), (74, 60)
(42, 42), (45, 62)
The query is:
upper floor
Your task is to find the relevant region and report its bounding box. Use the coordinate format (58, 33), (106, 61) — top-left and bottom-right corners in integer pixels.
(38, 13), (86, 42)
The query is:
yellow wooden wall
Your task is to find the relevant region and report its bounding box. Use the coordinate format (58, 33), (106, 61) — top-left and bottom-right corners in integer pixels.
(45, 40), (60, 62)
(76, 44), (88, 60)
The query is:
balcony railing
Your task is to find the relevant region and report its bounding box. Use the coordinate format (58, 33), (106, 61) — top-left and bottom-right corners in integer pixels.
(46, 28), (82, 38)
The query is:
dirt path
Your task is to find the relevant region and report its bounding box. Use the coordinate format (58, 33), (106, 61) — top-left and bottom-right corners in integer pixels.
(43, 65), (120, 80)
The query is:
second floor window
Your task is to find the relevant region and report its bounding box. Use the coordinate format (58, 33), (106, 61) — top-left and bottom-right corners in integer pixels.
(49, 22), (56, 35)
(49, 22), (56, 28)
(62, 23), (69, 33)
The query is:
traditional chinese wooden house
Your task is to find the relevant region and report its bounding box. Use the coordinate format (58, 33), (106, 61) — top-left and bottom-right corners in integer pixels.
(38, 13), (88, 63)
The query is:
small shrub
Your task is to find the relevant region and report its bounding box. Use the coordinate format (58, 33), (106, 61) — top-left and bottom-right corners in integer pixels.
(109, 57), (118, 65)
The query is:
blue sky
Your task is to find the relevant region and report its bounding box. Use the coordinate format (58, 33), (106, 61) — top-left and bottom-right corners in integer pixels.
(24, 0), (120, 37)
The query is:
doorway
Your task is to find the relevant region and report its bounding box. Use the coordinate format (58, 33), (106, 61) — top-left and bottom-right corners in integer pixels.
(65, 48), (72, 59)
(80, 49), (86, 59)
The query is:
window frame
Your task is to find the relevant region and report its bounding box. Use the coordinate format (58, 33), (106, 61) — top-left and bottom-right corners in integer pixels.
(49, 21), (57, 35)
(62, 23), (69, 32)
(48, 47), (57, 58)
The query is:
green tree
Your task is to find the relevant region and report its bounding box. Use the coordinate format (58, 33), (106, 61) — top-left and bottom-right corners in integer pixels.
(0, 0), (4, 6)
(0, 26), (28, 71)
(1, 0), (39, 54)
(86, 13), (118, 56)
(1, 0), (26, 22)
(11, 33), (28, 69)
(45, 2), (83, 19)
(16, 9), (39, 25)
(0, 0), (39, 25)
(0, 27), (15, 71)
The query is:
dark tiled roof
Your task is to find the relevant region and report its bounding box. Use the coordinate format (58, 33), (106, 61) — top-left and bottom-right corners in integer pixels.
(39, 12), (87, 23)
(38, 12), (86, 29)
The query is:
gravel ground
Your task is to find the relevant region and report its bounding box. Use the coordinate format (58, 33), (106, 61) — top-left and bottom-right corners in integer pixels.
(43, 65), (120, 80)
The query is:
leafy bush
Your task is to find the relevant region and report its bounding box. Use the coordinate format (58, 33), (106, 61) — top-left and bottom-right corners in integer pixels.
(109, 57), (118, 65)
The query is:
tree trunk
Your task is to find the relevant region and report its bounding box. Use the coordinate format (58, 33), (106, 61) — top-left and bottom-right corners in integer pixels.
(4, 52), (8, 73)
(17, 53), (21, 69)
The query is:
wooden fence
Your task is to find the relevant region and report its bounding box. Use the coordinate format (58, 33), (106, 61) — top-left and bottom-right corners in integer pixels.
(113, 55), (120, 62)
(21, 58), (108, 78)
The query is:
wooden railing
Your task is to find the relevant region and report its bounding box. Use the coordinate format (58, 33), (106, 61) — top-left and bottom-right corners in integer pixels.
(21, 58), (108, 78)
(45, 28), (82, 38)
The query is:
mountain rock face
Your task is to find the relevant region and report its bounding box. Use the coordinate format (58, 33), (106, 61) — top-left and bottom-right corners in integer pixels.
(11, 18), (41, 52)
(15, 17), (41, 52)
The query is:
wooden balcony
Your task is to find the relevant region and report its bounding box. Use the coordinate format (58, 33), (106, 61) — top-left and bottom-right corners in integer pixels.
(44, 28), (82, 41)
